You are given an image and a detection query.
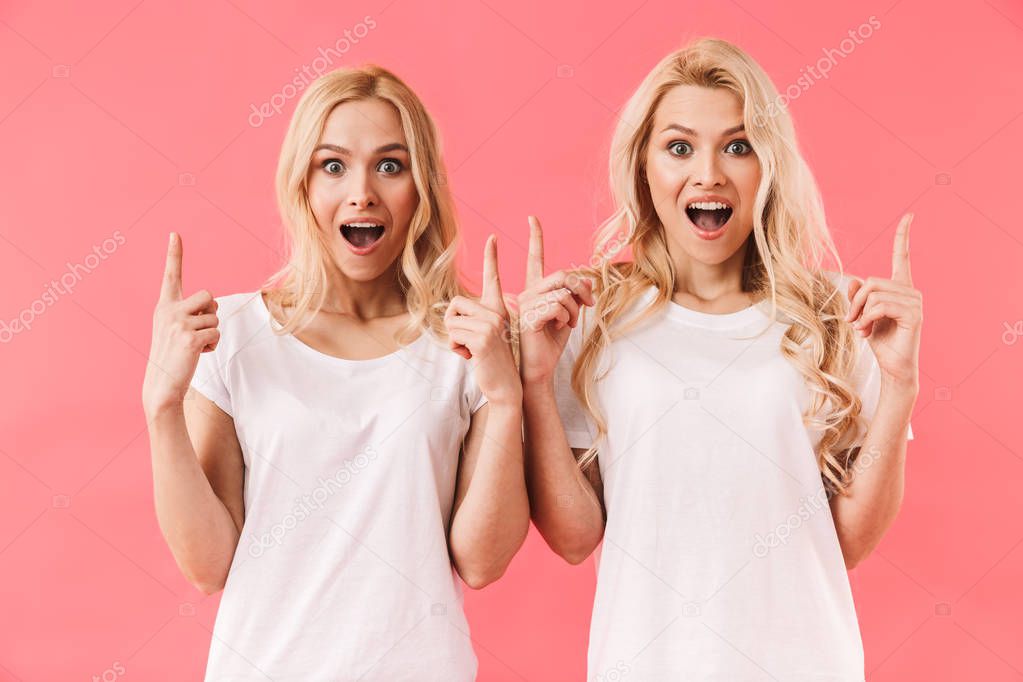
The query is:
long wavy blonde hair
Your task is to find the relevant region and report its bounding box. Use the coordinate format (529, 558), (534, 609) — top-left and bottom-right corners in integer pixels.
(261, 65), (469, 344)
(572, 38), (866, 496)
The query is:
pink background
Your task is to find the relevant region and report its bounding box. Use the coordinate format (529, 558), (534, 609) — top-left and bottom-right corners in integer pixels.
(2, 0), (1022, 679)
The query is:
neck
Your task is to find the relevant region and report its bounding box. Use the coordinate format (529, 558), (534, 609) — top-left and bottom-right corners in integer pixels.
(319, 262), (407, 319)
(669, 238), (750, 304)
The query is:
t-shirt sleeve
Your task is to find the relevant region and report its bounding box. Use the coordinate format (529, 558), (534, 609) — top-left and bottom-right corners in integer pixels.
(189, 300), (233, 417)
(465, 361), (489, 416)
(554, 322), (598, 451)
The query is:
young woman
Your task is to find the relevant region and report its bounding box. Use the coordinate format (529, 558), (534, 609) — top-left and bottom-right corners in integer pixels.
(519, 38), (920, 680)
(141, 66), (528, 681)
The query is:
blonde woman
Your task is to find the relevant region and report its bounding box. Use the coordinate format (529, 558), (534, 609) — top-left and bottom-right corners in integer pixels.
(519, 39), (920, 680)
(141, 66), (528, 680)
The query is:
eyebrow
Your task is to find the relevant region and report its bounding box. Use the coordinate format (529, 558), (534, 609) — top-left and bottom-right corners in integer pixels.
(313, 142), (409, 154)
(660, 123), (745, 136)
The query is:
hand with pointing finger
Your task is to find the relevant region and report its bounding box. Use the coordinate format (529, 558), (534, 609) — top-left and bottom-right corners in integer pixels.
(845, 213), (922, 388)
(443, 234), (521, 406)
(517, 216), (596, 387)
(142, 232), (222, 417)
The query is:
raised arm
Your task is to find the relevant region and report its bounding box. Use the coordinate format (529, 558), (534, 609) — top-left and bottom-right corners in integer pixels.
(518, 216), (605, 565)
(830, 214), (921, 569)
(445, 235), (529, 589)
(142, 233), (245, 594)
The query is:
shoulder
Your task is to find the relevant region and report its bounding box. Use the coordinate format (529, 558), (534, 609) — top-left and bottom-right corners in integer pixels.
(571, 277), (658, 354)
(214, 291), (265, 316)
(210, 291), (270, 345)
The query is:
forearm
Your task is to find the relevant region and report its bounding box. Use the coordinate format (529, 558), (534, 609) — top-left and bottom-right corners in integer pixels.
(523, 380), (604, 564)
(147, 404), (240, 593)
(449, 400), (529, 587)
(829, 380), (917, 568)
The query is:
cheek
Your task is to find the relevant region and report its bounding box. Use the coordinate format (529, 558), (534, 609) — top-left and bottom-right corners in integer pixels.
(306, 177), (338, 231)
(738, 163), (762, 207)
(646, 157), (686, 209)
(386, 180), (419, 225)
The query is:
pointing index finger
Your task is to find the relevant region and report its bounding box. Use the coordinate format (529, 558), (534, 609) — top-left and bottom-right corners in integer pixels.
(526, 215), (544, 286)
(161, 232), (183, 302)
(480, 234), (505, 312)
(892, 213), (913, 285)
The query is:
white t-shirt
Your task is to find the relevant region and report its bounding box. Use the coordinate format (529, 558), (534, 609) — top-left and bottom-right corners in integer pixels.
(189, 291), (487, 681)
(554, 277), (913, 682)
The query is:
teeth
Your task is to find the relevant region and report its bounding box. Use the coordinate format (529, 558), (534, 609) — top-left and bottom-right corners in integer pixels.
(345, 222), (384, 228)
(687, 201), (730, 210)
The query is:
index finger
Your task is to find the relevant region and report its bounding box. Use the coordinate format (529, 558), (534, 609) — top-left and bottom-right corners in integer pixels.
(480, 234), (505, 312)
(161, 232), (183, 302)
(891, 213), (913, 285)
(526, 215), (544, 286)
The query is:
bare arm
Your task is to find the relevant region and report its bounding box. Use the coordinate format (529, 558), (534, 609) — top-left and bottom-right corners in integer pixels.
(517, 216), (604, 565)
(523, 380), (605, 564)
(444, 235), (530, 589)
(831, 214), (921, 569)
(828, 382), (914, 569)
(142, 232), (244, 595)
(148, 391), (245, 594)
(449, 399), (530, 589)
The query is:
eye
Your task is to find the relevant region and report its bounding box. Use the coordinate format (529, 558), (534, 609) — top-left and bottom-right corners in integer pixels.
(725, 139), (752, 155)
(378, 159), (403, 174)
(322, 159), (344, 175)
(668, 141), (692, 157)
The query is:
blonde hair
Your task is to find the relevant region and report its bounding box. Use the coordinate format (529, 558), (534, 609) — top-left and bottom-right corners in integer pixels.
(261, 65), (468, 345)
(572, 38), (866, 496)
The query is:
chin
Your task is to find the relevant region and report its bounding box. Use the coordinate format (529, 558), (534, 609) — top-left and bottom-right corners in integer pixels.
(689, 248), (741, 267)
(335, 263), (390, 282)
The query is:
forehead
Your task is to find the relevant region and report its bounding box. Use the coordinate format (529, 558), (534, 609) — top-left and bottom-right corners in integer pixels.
(653, 85), (744, 132)
(319, 97), (407, 148)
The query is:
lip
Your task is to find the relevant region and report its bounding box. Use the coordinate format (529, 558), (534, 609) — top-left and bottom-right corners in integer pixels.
(689, 219), (729, 241)
(684, 195), (733, 241)
(684, 194), (734, 209)
(338, 217), (387, 256)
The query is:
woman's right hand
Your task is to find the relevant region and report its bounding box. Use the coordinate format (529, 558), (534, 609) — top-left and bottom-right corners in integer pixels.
(516, 216), (595, 387)
(142, 233), (220, 417)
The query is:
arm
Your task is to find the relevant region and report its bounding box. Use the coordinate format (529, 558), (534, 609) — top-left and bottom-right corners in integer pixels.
(148, 391), (245, 594)
(831, 213), (921, 569)
(828, 381), (915, 569)
(444, 234), (529, 589)
(449, 398), (530, 589)
(518, 216), (604, 565)
(142, 232), (244, 595)
(523, 379), (605, 565)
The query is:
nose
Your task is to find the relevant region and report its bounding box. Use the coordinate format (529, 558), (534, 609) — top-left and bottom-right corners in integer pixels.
(692, 150), (726, 188)
(345, 168), (378, 209)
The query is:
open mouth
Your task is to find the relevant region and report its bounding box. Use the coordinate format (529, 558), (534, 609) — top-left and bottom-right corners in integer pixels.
(340, 222), (385, 248)
(685, 201), (733, 232)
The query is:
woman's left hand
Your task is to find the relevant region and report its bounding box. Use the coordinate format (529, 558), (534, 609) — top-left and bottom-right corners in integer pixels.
(845, 213), (923, 389)
(444, 235), (522, 405)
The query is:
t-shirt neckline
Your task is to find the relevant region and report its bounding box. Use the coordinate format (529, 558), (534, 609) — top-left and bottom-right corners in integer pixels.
(255, 290), (430, 366)
(642, 285), (772, 330)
